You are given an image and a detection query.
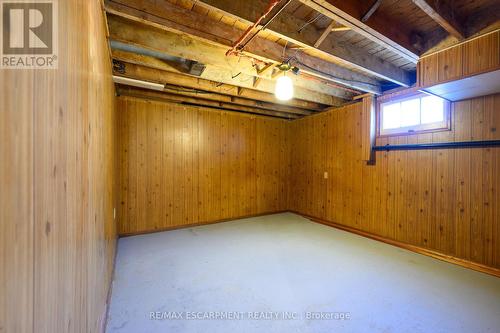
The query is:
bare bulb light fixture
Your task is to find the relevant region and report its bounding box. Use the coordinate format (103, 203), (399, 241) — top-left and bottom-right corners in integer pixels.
(275, 62), (297, 101)
(275, 74), (294, 101)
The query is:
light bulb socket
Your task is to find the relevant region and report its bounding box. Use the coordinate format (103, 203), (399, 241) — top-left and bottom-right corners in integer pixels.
(277, 62), (292, 72)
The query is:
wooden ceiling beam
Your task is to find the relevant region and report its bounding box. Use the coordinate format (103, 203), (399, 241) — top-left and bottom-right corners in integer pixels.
(411, 0), (465, 40)
(116, 85), (301, 119)
(160, 84), (311, 116)
(105, 0), (405, 90)
(104, 0), (380, 95)
(106, 14), (355, 104)
(194, 0), (412, 86)
(298, 0), (420, 62)
(113, 57), (325, 111)
(111, 49), (327, 110)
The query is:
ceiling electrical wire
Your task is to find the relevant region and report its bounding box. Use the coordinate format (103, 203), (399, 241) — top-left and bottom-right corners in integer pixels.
(237, 0), (294, 52)
(297, 13), (323, 33)
(275, 35), (376, 90)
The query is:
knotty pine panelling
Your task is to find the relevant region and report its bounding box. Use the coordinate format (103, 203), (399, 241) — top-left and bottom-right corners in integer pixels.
(0, 1), (117, 332)
(117, 97), (290, 235)
(418, 30), (500, 87)
(0, 61), (34, 333)
(289, 94), (500, 270)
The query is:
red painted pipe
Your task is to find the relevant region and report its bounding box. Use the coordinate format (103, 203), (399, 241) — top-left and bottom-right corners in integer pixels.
(226, 0), (281, 56)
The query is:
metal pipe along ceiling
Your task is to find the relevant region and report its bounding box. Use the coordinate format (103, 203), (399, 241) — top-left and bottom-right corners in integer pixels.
(225, 0), (283, 56)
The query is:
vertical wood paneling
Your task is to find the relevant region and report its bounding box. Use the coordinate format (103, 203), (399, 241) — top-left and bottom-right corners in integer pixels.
(289, 93), (500, 270)
(32, 0), (117, 328)
(198, 110), (222, 223)
(117, 97), (288, 234)
(437, 45), (463, 82)
(418, 30), (500, 87)
(257, 118), (284, 213)
(0, 70), (34, 333)
(453, 100), (472, 261)
(470, 98), (485, 263)
(162, 103), (175, 227)
(463, 31), (500, 76)
(394, 136), (408, 243)
(418, 54), (439, 86)
(1, 1), (117, 332)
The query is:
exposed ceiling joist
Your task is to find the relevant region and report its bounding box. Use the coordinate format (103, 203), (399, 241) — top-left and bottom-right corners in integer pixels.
(111, 48), (324, 110)
(117, 85), (300, 119)
(107, 15), (348, 105)
(160, 83), (311, 116)
(411, 0), (465, 40)
(193, 0), (412, 86)
(104, 1), (382, 96)
(113, 58), (325, 111)
(298, 0), (420, 63)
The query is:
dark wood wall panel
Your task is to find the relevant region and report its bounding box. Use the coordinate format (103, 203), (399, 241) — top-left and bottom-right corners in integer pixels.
(290, 94), (500, 270)
(1, 0), (117, 332)
(117, 97), (290, 235)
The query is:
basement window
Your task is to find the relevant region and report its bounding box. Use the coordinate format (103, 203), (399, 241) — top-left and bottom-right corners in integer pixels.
(378, 93), (450, 137)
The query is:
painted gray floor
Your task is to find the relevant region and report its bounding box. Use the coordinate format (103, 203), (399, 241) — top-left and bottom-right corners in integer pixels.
(106, 213), (500, 333)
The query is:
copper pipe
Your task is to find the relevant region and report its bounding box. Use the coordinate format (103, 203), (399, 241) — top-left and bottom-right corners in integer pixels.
(226, 0), (281, 56)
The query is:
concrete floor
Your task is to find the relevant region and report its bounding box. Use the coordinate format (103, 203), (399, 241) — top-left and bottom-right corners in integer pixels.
(106, 213), (500, 333)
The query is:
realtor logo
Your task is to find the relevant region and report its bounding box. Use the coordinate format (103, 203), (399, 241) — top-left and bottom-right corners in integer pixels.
(1, 0), (57, 68)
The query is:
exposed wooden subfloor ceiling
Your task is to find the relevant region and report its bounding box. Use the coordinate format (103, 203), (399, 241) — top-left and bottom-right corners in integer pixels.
(104, 0), (500, 119)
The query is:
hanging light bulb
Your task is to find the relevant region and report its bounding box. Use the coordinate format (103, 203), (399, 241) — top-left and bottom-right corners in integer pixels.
(275, 73), (294, 101)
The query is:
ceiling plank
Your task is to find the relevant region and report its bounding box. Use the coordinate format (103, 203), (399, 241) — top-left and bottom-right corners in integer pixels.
(298, 0), (420, 62)
(104, 0), (381, 94)
(113, 56), (326, 110)
(194, 0), (413, 86)
(116, 85), (301, 119)
(107, 14), (348, 105)
(411, 0), (465, 40)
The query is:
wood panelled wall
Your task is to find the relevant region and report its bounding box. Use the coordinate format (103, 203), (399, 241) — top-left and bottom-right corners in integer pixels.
(418, 30), (500, 87)
(1, 1), (116, 332)
(289, 94), (500, 270)
(117, 96), (290, 235)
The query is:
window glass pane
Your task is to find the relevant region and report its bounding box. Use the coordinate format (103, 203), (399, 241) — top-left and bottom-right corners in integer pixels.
(421, 95), (444, 124)
(400, 98), (420, 127)
(382, 103), (400, 129)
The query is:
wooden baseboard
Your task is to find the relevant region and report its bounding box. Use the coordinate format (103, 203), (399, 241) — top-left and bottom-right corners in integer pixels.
(291, 211), (500, 278)
(118, 210), (288, 237)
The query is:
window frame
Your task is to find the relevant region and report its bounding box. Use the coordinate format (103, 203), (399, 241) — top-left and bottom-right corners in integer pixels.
(376, 91), (451, 138)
